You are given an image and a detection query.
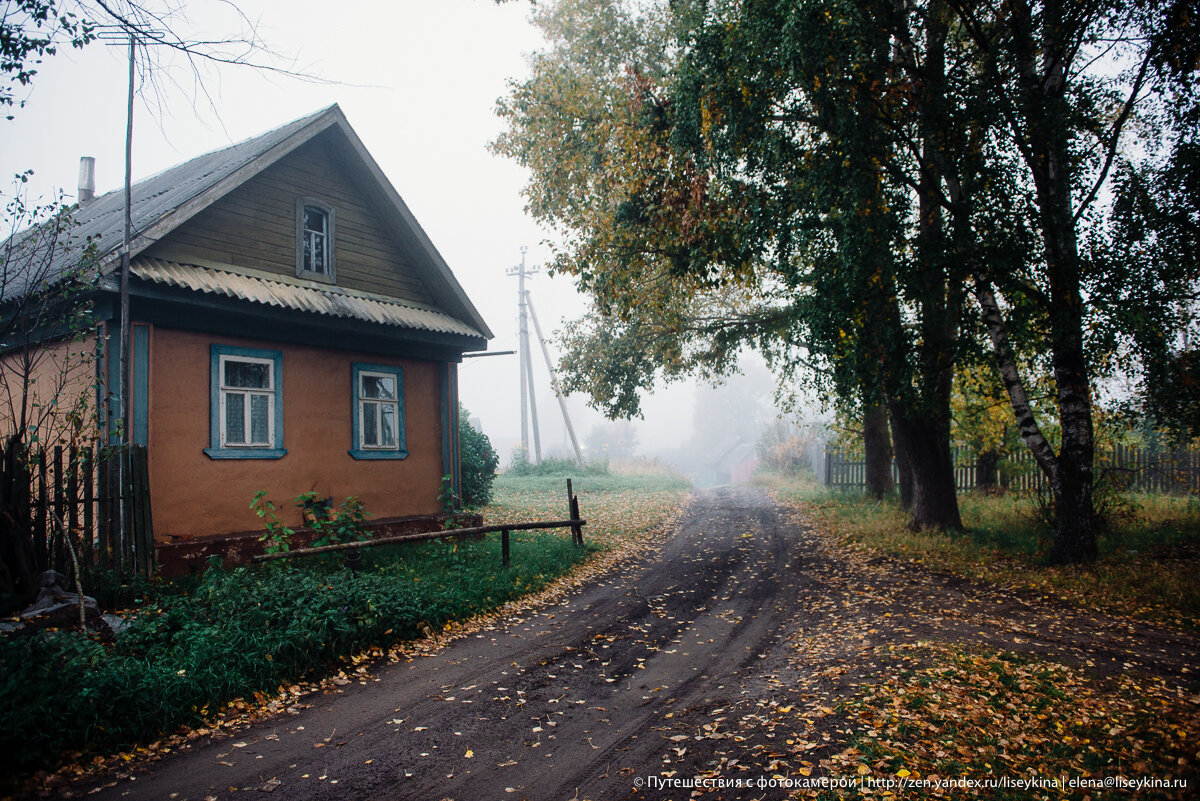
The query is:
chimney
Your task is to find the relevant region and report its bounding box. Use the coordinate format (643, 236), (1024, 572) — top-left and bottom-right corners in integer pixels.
(78, 156), (96, 203)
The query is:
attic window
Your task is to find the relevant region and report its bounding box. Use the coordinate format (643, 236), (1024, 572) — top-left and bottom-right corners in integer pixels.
(296, 198), (335, 280)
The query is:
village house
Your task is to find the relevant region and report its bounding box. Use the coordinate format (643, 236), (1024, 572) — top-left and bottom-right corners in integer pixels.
(2, 104), (492, 573)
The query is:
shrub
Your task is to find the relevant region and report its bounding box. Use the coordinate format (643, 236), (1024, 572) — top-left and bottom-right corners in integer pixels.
(459, 405), (499, 507)
(0, 532), (588, 782)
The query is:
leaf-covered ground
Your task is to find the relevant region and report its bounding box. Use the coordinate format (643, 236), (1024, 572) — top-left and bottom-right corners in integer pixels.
(28, 484), (1199, 801)
(14, 472), (691, 798)
(679, 497), (1200, 800)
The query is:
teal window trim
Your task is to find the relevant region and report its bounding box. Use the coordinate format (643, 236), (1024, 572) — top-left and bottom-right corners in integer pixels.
(204, 344), (286, 460)
(350, 361), (407, 460)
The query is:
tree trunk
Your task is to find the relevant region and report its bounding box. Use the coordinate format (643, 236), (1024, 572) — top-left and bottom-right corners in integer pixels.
(1000, 2), (1098, 563)
(863, 400), (894, 498)
(889, 401), (962, 530)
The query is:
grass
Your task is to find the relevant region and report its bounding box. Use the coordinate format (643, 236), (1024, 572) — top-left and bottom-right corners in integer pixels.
(0, 466), (691, 787)
(758, 470), (1200, 627)
(488, 468), (691, 550)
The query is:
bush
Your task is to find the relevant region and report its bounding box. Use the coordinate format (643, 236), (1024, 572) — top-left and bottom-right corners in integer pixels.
(0, 532), (589, 782)
(459, 405), (499, 507)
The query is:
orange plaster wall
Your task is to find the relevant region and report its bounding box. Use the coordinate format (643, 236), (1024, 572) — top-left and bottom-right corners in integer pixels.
(147, 327), (445, 540)
(0, 334), (98, 444)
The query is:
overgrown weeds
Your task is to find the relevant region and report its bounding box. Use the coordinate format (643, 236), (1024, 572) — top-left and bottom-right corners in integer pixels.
(0, 465), (692, 786)
(0, 532), (587, 782)
(758, 470), (1200, 626)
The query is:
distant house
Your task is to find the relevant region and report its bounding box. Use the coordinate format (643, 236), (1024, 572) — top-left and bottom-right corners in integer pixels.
(3, 105), (491, 570)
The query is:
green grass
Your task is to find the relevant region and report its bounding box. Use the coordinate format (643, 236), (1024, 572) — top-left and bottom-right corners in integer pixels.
(0, 532), (588, 781)
(494, 471), (692, 495)
(489, 468), (691, 551)
(0, 466), (693, 787)
(758, 470), (1200, 626)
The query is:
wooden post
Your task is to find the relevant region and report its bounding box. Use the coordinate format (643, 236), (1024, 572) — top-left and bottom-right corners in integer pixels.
(128, 445), (153, 576)
(501, 529), (510, 567)
(121, 447), (134, 575)
(570, 494), (582, 547)
(35, 451), (48, 573)
(97, 448), (110, 572)
(566, 479), (573, 524)
(567, 480), (583, 547)
(53, 447), (65, 574)
(82, 446), (94, 571)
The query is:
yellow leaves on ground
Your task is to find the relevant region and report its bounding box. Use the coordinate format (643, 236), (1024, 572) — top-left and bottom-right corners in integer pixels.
(830, 641), (1200, 799)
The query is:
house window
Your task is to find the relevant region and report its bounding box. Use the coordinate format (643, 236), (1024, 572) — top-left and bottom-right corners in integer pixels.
(296, 198), (335, 280)
(350, 362), (407, 460)
(205, 345), (286, 459)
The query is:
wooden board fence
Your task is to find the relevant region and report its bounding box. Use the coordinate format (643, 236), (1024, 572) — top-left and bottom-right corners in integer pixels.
(0, 439), (154, 612)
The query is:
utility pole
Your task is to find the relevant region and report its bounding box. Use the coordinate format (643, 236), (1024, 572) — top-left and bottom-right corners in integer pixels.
(97, 25), (163, 569)
(506, 248), (541, 463)
(526, 292), (585, 468)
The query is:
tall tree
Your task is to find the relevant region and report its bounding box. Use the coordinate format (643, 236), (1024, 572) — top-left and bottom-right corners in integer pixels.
(942, 0), (1198, 561)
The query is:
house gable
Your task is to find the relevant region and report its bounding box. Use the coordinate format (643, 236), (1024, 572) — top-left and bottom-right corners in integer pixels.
(144, 131), (436, 307)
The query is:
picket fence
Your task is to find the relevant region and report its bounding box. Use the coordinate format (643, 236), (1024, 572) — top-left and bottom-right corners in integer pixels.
(0, 439), (153, 606)
(819, 444), (1200, 494)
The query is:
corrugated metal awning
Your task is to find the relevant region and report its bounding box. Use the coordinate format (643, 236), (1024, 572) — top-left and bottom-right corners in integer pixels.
(131, 258), (485, 339)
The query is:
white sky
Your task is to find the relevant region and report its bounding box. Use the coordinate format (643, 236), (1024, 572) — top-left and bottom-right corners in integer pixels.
(0, 0), (716, 462)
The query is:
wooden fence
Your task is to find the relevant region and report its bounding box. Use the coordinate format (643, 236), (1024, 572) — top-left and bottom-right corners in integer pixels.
(252, 480), (586, 569)
(821, 444), (1200, 494)
(0, 439), (153, 610)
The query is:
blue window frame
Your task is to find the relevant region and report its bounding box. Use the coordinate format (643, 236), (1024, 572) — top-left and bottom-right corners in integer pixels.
(204, 344), (286, 460)
(350, 362), (407, 460)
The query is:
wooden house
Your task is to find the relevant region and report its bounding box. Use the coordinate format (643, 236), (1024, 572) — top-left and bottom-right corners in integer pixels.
(4, 105), (492, 572)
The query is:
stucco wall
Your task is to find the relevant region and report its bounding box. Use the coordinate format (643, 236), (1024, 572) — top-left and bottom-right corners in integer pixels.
(147, 327), (445, 540)
(0, 333), (99, 445)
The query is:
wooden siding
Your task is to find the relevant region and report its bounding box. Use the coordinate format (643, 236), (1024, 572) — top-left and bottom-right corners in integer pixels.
(144, 134), (435, 305)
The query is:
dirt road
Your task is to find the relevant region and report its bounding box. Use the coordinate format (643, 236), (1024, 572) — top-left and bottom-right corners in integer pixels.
(65, 487), (1199, 801)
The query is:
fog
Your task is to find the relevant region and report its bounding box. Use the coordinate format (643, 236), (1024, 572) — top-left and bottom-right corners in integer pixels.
(0, 0), (824, 485)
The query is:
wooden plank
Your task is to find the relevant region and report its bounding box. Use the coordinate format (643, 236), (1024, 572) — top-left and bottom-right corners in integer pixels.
(68, 445), (79, 534)
(34, 451), (47, 573)
(121, 448), (134, 576)
(53, 446), (65, 575)
(251, 518), (588, 563)
(570, 494), (583, 547)
(82, 446), (94, 571)
(565, 479), (575, 544)
(97, 449), (110, 572)
(136, 446), (155, 576)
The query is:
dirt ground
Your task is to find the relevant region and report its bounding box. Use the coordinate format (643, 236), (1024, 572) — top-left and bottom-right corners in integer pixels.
(54, 487), (1199, 801)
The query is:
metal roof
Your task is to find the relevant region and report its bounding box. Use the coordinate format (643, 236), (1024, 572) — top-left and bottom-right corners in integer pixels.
(132, 258), (485, 339)
(2, 104), (492, 341)
(3, 107), (330, 302)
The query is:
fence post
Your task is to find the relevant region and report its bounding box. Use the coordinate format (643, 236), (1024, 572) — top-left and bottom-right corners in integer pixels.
(570, 494), (583, 547)
(501, 529), (510, 567)
(97, 448), (111, 573)
(81, 446), (94, 572)
(34, 451), (47, 573)
(566, 479), (583, 547)
(138, 445), (154, 575)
